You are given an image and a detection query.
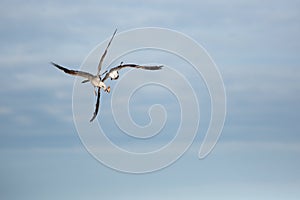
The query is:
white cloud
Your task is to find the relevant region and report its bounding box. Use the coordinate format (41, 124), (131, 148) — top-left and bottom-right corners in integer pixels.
(224, 65), (300, 103)
(13, 115), (34, 126)
(0, 106), (13, 115)
(11, 71), (73, 91)
(39, 103), (73, 123)
(215, 140), (300, 154)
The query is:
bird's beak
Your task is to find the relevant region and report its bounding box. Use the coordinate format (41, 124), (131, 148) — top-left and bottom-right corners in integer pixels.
(106, 86), (111, 93)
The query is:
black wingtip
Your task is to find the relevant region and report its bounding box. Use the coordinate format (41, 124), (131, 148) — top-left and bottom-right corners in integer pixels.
(90, 88), (101, 122)
(89, 115), (96, 122)
(50, 61), (62, 69)
(90, 108), (98, 122)
(50, 61), (57, 66)
(51, 62), (77, 75)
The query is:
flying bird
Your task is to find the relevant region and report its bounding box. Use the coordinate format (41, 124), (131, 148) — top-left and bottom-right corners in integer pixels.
(101, 63), (163, 81)
(51, 29), (163, 122)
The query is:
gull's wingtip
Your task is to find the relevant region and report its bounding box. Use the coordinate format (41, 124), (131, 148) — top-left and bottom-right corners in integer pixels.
(89, 116), (95, 122)
(50, 62), (60, 68)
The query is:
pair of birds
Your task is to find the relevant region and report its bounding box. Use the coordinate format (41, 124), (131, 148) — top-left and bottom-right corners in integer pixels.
(52, 29), (163, 122)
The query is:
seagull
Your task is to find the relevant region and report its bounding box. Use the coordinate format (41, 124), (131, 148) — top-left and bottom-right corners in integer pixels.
(51, 29), (163, 122)
(101, 63), (163, 81)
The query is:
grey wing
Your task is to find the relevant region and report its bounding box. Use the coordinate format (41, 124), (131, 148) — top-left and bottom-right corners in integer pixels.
(112, 63), (163, 71)
(90, 87), (101, 122)
(135, 64), (163, 70)
(51, 62), (94, 80)
(97, 29), (117, 76)
(102, 64), (163, 82)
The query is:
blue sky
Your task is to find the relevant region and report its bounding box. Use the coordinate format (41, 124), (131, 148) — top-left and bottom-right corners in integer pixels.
(1, 0), (300, 199)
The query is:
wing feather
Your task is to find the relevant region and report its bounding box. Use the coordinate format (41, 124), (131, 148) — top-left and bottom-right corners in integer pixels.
(112, 64), (163, 71)
(90, 87), (101, 122)
(51, 62), (94, 80)
(97, 29), (117, 75)
(101, 64), (163, 82)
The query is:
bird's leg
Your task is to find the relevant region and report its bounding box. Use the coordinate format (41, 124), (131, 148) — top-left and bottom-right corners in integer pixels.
(94, 87), (97, 96)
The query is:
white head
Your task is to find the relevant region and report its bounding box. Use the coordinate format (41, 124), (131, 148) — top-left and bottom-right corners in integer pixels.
(110, 70), (119, 80)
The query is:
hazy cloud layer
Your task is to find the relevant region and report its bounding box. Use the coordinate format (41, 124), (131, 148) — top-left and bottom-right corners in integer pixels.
(0, 0), (300, 199)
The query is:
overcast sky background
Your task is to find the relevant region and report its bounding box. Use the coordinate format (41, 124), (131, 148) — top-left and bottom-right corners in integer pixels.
(1, 0), (300, 199)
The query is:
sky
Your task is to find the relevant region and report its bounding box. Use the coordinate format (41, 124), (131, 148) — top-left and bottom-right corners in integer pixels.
(0, 0), (300, 199)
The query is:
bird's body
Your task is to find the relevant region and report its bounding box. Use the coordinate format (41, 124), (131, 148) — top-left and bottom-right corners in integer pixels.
(90, 76), (109, 92)
(90, 76), (101, 87)
(90, 76), (104, 88)
(52, 29), (163, 122)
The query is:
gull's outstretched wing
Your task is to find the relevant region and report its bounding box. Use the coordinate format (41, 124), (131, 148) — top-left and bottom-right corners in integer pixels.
(51, 62), (94, 80)
(102, 64), (163, 82)
(90, 87), (101, 122)
(97, 29), (117, 76)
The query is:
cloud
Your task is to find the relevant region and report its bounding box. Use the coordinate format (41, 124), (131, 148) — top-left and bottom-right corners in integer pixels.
(215, 140), (300, 154)
(225, 65), (300, 102)
(0, 106), (12, 115)
(0, 1), (299, 200)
